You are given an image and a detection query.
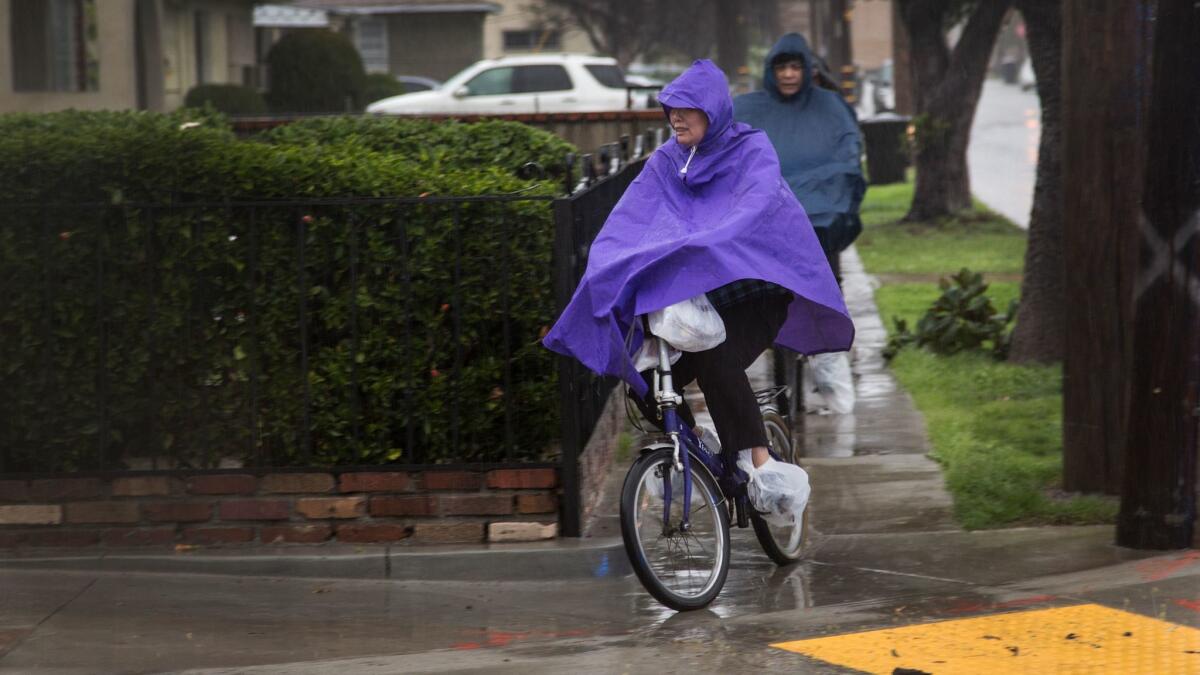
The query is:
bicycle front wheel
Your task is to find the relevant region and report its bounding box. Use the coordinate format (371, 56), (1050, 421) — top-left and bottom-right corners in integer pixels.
(620, 447), (730, 611)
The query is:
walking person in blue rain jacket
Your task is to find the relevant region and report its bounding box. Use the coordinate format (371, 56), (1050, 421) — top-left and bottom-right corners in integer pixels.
(734, 33), (866, 282)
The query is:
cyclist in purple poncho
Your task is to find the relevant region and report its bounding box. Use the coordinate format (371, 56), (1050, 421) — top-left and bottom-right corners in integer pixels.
(543, 59), (853, 469)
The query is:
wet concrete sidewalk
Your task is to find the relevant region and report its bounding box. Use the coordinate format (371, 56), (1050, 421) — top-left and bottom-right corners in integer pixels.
(2, 246), (1198, 673)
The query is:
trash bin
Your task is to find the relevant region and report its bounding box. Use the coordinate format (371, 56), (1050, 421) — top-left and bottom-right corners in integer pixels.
(860, 113), (910, 185)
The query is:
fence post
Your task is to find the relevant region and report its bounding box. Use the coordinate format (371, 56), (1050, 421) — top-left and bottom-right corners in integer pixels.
(553, 196), (582, 537)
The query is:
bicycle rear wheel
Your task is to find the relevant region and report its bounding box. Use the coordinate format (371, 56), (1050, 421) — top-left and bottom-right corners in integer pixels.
(762, 410), (794, 464)
(750, 498), (812, 565)
(753, 411), (811, 565)
(620, 447), (730, 611)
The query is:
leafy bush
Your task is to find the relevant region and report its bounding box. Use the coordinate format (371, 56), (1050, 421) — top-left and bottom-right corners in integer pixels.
(884, 268), (1016, 361)
(0, 110), (559, 471)
(184, 84), (267, 115)
(363, 73), (406, 104)
(258, 116), (575, 178)
(266, 30), (366, 113)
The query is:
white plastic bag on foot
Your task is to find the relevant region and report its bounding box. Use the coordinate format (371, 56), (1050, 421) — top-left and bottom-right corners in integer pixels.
(736, 450), (811, 528)
(810, 351), (855, 414)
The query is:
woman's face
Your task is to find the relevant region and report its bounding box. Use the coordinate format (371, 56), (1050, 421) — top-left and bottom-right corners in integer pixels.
(669, 107), (709, 147)
(773, 59), (805, 97)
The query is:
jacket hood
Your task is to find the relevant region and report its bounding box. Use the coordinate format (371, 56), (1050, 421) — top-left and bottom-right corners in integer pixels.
(657, 59), (733, 146)
(762, 33), (815, 101)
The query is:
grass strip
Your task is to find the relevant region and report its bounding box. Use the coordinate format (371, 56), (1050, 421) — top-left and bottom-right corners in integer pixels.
(858, 181), (1117, 528)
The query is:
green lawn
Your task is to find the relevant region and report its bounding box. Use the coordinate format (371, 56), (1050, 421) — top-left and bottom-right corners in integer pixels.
(859, 181), (1118, 529)
(857, 181), (1027, 276)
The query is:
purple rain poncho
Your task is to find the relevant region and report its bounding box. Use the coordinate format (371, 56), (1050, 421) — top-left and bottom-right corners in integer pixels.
(543, 59), (853, 396)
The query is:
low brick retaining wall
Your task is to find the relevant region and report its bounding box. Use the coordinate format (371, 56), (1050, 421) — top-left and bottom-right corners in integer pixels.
(0, 466), (558, 549)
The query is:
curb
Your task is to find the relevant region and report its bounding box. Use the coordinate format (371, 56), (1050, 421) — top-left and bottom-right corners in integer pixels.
(0, 537), (631, 582)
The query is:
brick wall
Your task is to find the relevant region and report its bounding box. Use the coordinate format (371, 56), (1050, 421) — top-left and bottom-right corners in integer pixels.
(0, 466), (558, 550)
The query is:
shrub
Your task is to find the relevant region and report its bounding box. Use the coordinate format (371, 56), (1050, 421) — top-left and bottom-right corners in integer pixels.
(258, 116), (575, 178)
(266, 30), (366, 113)
(884, 268), (1017, 361)
(184, 84), (268, 115)
(363, 73), (406, 105)
(0, 110), (559, 471)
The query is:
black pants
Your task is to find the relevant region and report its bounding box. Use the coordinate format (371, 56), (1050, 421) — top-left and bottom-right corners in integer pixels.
(631, 293), (791, 458)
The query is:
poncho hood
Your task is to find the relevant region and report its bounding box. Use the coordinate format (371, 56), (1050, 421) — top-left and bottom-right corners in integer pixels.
(543, 59), (853, 396)
(762, 32), (818, 103)
(733, 35), (866, 229)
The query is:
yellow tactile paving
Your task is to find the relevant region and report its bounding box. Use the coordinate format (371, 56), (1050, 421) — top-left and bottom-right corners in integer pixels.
(772, 603), (1200, 674)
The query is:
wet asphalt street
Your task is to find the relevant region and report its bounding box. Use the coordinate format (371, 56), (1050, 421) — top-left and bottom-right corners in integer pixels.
(1, 525), (1196, 674)
(967, 79), (1041, 229)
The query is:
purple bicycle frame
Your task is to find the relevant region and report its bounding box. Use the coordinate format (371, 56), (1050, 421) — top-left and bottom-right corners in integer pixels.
(652, 338), (733, 529)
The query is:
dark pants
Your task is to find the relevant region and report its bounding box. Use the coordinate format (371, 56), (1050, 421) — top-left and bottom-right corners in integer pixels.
(631, 293), (791, 458)
(814, 213), (862, 285)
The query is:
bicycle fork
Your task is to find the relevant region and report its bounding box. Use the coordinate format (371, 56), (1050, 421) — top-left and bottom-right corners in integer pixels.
(654, 338), (693, 533)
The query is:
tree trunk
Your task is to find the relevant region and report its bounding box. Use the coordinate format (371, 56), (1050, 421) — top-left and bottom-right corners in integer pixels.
(714, 0), (747, 83)
(1060, 1), (1153, 494)
(1116, 0), (1199, 550)
(898, 0), (1013, 222)
(1007, 0), (1064, 364)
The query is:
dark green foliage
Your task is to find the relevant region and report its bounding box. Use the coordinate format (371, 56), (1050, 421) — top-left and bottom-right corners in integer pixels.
(363, 73), (407, 104)
(0, 110), (560, 472)
(183, 84), (268, 115)
(258, 116), (575, 178)
(884, 268), (1017, 360)
(266, 30), (367, 113)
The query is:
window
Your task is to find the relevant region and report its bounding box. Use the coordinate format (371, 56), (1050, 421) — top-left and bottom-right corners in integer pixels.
(585, 64), (627, 89)
(355, 17), (389, 74)
(464, 67), (513, 96)
(513, 65), (572, 93)
(10, 0), (99, 92)
(502, 29), (561, 52)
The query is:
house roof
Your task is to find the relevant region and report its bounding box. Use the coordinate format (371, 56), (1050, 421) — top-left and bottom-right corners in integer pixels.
(292, 0), (501, 14)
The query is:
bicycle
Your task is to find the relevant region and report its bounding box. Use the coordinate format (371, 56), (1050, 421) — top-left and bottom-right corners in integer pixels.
(619, 337), (812, 611)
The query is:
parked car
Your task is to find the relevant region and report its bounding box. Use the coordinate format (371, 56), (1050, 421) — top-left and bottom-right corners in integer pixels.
(365, 54), (654, 115)
(397, 75), (441, 93)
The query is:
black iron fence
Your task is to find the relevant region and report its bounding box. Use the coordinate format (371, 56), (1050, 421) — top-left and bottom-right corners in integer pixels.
(551, 155), (651, 535)
(0, 194), (561, 474)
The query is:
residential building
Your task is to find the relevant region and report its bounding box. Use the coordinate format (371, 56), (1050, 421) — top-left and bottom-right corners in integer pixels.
(292, 0), (501, 82)
(481, 0), (595, 60)
(0, 0), (257, 113)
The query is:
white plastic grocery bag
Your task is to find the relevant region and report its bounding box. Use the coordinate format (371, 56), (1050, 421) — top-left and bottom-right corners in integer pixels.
(632, 335), (682, 372)
(648, 293), (727, 353)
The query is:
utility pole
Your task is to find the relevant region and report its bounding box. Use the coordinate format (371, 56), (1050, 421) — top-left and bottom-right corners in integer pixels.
(891, 0), (913, 115)
(808, 0), (855, 100)
(1116, 0), (1199, 550)
(1060, 1), (1154, 494)
(830, 0), (855, 103)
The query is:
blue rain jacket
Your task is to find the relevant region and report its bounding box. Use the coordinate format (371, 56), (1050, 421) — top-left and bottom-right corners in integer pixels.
(734, 33), (866, 250)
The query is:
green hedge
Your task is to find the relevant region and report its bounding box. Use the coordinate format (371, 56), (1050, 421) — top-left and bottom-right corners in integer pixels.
(266, 30), (367, 113)
(363, 73), (407, 104)
(0, 111), (561, 471)
(257, 116), (575, 178)
(184, 84), (268, 115)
